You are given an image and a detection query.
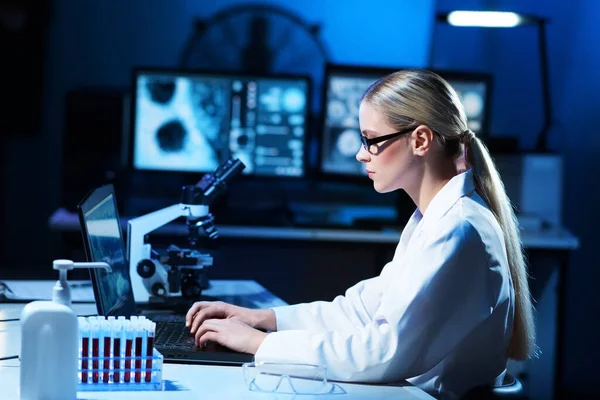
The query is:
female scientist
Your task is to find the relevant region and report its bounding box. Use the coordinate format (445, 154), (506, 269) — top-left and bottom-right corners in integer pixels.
(185, 69), (536, 398)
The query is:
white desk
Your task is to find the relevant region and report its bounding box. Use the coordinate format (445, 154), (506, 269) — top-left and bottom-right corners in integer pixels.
(0, 285), (435, 400)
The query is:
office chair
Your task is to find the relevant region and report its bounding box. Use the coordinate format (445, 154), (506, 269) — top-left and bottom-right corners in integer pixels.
(461, 373), (526, 400)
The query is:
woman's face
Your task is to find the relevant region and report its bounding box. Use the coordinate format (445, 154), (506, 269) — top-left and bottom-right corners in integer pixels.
(356, 102), (417, 193)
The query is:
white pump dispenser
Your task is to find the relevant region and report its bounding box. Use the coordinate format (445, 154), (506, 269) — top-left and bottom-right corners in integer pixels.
(19, 259), (111, 400)
(51, 259), (112, 306)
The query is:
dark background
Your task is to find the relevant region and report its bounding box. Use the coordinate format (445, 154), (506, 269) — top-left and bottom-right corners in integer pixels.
(1, 0), (598, 397)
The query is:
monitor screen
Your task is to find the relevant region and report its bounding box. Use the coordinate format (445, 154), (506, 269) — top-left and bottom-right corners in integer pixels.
(78, 185), (136, 317)
(320, 65), (491, 177)
(131, 69), (310, 178)
(439, 72), (490, 135)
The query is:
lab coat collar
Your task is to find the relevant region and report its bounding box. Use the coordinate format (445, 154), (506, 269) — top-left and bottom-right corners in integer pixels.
(418, 169), (476, 232)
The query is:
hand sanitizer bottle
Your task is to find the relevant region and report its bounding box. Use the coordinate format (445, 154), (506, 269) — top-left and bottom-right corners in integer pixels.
(19, 259), (111, 400)
(20, 300), (78, 400)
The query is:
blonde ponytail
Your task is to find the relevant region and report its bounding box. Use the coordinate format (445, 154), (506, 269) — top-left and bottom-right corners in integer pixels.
(465, 134), (537, 359)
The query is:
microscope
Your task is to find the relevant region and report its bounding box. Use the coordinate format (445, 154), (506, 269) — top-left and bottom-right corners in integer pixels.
(127, 158), (245, 305)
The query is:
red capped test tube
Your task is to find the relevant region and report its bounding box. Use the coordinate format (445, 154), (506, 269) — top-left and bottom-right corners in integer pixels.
(102, 319), (111, 383)
(124, 321), (133, 383)
(90, 320), (100, 383)
(134, 320), (144, 383)
(145, 321), (156, 382)
(79, 318), (90, 383)
(112, 321), (122, 383)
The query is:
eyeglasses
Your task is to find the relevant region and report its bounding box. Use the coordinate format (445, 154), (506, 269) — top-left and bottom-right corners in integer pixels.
(242, 361), (332, 395)
(361, 126), (415, 154)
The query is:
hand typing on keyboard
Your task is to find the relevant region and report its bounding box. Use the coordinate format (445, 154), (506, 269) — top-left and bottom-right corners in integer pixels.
(193, 318), (267, 354)
(186, 301), (276, 354)
(153, 318), (226, 352)
(186, 301), (275, 333)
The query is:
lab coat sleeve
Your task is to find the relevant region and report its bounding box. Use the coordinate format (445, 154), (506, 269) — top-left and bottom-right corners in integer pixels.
(255, 220), (493, 382)
(271, 272), (387, 333)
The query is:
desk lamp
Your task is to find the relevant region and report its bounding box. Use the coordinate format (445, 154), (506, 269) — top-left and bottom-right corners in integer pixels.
(436, 11), (552, 152)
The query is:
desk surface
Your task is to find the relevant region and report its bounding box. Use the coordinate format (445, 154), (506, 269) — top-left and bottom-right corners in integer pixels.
(50, 208), (580, 250)
(0, 279), (288, 309)
(0, 300), (435, 399)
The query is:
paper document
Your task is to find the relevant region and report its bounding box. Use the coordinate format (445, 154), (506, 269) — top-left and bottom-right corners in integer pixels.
(0, 280), (95, 302)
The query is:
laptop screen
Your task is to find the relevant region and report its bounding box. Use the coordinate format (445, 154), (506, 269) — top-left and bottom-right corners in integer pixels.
(78, 184), (136, 317)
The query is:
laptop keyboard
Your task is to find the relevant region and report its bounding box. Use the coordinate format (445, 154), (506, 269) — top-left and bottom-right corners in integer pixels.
(153, 315), (196, 350)
(148, 314), (255, 364)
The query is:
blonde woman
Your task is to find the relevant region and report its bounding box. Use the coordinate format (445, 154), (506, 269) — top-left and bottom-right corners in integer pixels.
(186, 70), (536, 399)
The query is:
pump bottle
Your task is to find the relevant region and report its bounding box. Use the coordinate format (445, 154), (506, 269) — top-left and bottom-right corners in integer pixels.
(19, 259), (111, 400)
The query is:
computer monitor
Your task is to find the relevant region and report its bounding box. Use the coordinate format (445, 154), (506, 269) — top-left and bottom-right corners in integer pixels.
(437, 70), (492, 135)
(78, 184), (136, 317)
(130, 68), (310, 178)
(319, 64), (492, 178)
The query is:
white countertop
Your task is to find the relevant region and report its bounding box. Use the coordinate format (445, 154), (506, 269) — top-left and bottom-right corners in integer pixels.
(0, 300), (435, 400)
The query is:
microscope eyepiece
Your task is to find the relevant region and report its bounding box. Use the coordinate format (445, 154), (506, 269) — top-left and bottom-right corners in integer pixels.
(213, 158), (245, 182)
(183, 158), (246, 205)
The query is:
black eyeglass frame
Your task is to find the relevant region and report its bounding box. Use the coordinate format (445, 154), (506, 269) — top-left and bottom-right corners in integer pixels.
(360, 127), (415, 154)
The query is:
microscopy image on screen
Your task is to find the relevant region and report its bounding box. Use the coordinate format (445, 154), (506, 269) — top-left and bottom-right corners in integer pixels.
(450, 81), (487, 134)
(224, 79), (307, 177)
(320, 70), (490, 177)
(325, 75), (376, 128)
(322, 126), (366, 176)
(249, 79), (307, 177)
(133, 74), (230, 172)
(132, 71), (309, 178)
(321, 75), (378, 176)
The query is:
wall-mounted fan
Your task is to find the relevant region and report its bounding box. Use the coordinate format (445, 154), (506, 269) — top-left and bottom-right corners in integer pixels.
(179, 4), (329, 113)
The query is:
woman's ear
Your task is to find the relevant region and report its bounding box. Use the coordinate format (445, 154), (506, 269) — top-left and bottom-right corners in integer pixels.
(456, 151), (469, 173)
(412, 125), (436, 156)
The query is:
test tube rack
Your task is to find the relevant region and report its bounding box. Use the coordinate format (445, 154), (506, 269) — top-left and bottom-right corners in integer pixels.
(78, 316), (163, 391)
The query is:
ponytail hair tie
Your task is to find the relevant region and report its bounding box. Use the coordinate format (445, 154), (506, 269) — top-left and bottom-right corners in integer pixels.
(460, 129), (476, 144)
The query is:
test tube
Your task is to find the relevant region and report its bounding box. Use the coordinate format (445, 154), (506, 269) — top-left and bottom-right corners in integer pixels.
(112, 321), (122, 383)
(134, 320), (145, 383)
(90, 320), (100, 383)
(124, 321), (133, 383)
(79, 318), (90, 383)
(145, 321), (156, 382)
(102, 320), (111, 383)
(98, 319), (110, 383)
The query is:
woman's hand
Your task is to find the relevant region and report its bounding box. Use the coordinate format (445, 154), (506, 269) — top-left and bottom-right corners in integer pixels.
(194, 319), (268, 354)
(186, 301), (276, 335)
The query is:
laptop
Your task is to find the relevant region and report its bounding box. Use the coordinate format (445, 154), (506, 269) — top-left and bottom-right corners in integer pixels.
(76, 184), (254, 365)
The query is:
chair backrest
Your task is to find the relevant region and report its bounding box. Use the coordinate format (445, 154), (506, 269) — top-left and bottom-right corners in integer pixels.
(461, 373), (526, 400)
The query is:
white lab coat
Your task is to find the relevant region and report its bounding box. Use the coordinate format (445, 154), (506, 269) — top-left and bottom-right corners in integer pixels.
(255, 170), (514, 399)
